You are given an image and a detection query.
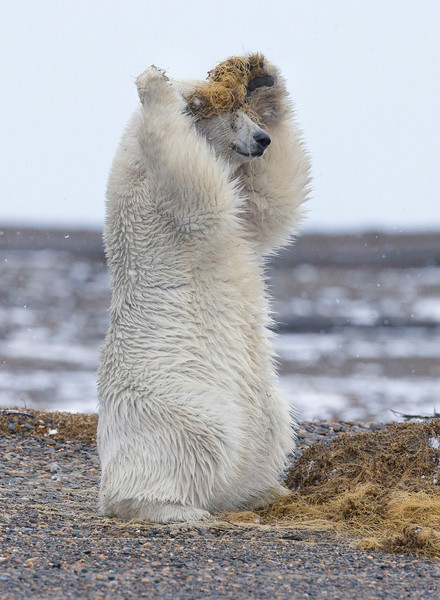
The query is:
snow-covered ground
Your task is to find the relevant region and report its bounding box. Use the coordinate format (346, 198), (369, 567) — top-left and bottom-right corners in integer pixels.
(1, 233), (440, 421)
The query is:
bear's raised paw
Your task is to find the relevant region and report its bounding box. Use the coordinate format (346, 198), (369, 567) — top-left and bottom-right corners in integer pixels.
(136, 66), (172, 105)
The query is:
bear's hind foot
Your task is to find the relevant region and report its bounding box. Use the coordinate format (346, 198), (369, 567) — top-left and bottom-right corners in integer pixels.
(138, 501), (211, 523)
(113, 499), (211, 523)
(245, 484), (290, 511)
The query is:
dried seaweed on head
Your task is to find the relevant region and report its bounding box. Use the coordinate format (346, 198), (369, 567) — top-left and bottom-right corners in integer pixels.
(186, 53), (275, 122)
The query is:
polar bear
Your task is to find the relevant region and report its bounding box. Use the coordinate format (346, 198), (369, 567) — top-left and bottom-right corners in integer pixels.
(97, 54), (310, 523)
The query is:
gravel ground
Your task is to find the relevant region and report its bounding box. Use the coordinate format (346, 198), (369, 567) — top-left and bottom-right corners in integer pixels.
(1, 421), (440, 599)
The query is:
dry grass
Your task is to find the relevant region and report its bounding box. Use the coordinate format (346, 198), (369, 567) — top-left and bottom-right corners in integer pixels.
(186, 53), (272, 119)
(225, 420), (440, 559)
(0, 407), (97, 442)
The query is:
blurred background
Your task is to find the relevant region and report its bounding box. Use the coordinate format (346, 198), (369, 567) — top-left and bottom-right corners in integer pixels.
(1, 0), (439, 421)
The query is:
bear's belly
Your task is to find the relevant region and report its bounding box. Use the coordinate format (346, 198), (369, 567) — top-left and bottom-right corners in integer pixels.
(102, 251), (275, 411)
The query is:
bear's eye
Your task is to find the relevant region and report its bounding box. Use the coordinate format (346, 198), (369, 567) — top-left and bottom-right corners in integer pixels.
(247, 76), (275, 94)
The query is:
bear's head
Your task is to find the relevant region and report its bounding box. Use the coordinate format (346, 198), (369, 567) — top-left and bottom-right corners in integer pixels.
(177, 54), (287, 167)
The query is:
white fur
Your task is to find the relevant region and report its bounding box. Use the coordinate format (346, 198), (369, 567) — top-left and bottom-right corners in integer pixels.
(97, 59), (310, 523)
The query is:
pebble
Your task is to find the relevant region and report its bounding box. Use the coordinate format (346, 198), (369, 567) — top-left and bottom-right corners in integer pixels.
(317, 423), (330, 430)
(370, 423), (383, 431)
(198, 528), (214, 538)
(315, 426), (330, 435)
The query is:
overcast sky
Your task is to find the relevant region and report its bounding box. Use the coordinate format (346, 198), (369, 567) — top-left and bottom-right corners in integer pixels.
(1, 0), (439, 231)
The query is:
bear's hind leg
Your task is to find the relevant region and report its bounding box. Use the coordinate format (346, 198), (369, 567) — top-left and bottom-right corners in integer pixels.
(98, 390), (243, 523)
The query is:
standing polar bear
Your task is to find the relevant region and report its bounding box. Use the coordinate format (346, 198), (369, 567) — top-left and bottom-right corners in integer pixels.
(98, 53), (310, 523)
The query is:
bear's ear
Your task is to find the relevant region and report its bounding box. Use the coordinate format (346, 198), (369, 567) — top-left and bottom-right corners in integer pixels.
(246, 78), (289, 128)
(247, 75), (275, 95)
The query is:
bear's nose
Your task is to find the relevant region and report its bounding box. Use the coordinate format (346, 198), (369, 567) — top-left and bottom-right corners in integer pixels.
(254, 132), (271, 150)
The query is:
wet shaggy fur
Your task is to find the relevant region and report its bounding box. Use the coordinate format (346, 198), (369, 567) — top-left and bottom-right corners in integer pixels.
(97, 54), (310, 523)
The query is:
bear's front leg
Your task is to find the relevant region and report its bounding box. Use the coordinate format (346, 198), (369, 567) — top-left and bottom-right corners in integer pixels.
(237, 66), (310, 255)
(135, 66), (241, 238)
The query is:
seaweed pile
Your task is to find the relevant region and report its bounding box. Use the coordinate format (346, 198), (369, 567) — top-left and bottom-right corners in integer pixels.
(229, 420), (440, 559)
(0, 408), (97, 442)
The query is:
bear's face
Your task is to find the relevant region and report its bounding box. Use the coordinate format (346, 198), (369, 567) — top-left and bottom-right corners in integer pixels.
(194, 110), (271, 167)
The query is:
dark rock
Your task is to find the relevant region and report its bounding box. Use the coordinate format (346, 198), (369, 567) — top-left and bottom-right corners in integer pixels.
(315, 426), (330, 435)
(370, 423), (383, 431)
